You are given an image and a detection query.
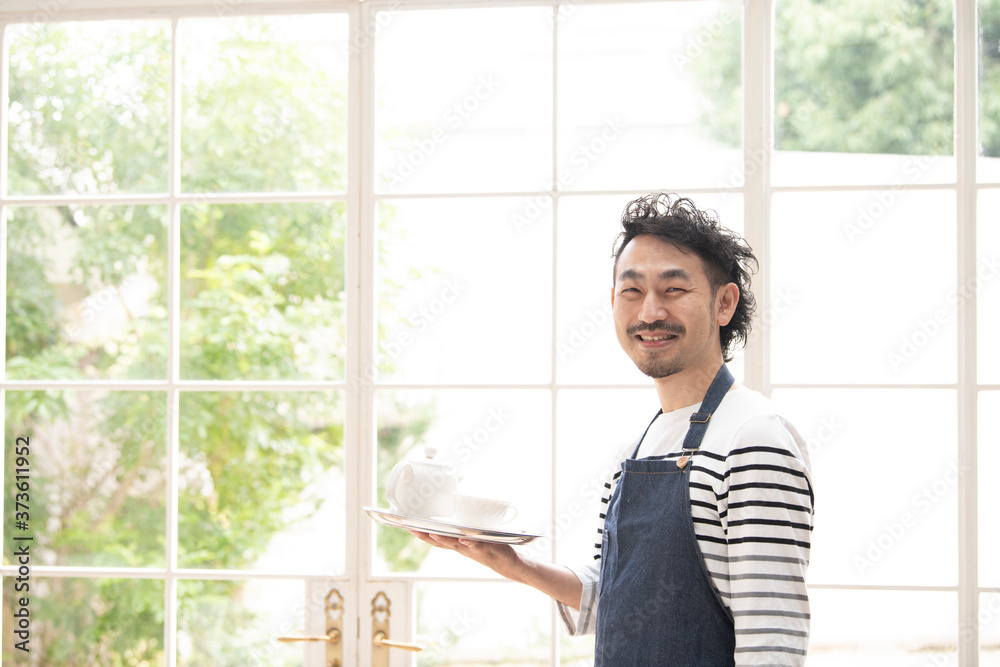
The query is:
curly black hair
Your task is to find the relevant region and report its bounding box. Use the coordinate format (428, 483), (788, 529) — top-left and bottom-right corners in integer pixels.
(611, 192), (758, 362)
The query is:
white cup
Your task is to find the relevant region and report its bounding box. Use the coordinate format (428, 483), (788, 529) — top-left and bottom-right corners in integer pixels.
(450, 494), (518, 528)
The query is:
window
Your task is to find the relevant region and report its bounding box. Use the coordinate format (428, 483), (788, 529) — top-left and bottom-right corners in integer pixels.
(1, 1), (995, 665)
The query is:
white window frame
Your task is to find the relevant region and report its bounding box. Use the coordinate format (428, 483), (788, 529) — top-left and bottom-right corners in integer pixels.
(0, 1), (991, 665)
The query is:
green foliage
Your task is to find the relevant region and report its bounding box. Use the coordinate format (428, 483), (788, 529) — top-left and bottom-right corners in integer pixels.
(179, 202), (346, 381)
(180, 15), (347, 193)
(774, 0), (954, 155)
(7, 21), (170, 195)
(981, 0), (1000, 157)
(695, 0), (1000, 157)
(2, 16), (429, 665)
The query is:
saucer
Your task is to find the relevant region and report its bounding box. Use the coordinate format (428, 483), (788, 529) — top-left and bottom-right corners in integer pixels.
(363, 507), (541, 545)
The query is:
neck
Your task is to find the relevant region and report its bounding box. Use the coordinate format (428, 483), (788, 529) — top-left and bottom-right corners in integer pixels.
(652, 359), (727, 413)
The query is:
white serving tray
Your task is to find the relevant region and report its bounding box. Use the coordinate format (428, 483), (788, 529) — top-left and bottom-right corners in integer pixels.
(363, 507), (541, 545)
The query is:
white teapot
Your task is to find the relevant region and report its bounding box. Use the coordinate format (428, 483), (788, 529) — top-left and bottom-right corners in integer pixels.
(385, 446), (460, 519)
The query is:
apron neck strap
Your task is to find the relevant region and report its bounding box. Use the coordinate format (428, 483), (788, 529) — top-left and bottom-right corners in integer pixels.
(680, 364), (735, 454)
(629, 364), (735, 460)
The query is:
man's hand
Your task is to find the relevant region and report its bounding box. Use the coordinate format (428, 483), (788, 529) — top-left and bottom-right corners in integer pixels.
(407, 530), (520, 578)
(406, 530), (583, 610)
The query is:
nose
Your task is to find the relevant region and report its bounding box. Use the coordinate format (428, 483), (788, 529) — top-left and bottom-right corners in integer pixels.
(637, 291), (668, 324)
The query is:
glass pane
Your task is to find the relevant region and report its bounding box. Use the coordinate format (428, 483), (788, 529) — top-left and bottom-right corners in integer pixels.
(773, 0), (955, 186)
(809, 589), (957, 666)
(376, 198), (552, 384)
(980, 190), (1000, 384)
(4, 390), (166, 568)
(374, 389), (551, 576)
(375, 8), (552, 194)
(180, 15), (348, 193)
(771, 389), (958, 587)
(7, 20), (169, 195)
(6, 205), (168, 381)
(553, 389), (662, 565)
(984, 592), (1000, 666)
(981, 392), (1000, 586)
(556, 193), (745, 385)
(177, 392), (345, 573)
(180, 202), (346, 381)
(177, 579), (304, 666)
(981, 0), (1000, 181)
(415, 582), (551, 666)
(563, 634), (596, 667)
(558, 2), (743, 191)
(771, 190), (957, 384)
(2, 577), (165, 666)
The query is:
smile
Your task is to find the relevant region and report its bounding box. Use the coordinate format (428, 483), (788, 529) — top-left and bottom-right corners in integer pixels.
(637, 334), (677, 341)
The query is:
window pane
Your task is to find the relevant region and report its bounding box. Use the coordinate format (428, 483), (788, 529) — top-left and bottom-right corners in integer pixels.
(983, 592), (1000, 666)
(4, 390), (166, 568)
(981, 0), (1000, 181)
(6, 205), (168, 381)
(774, 0), (955, 186)
(177, 579), (304, 666)
(556, 193), (744, 385)
(415, 582), (550, 666)
(771, 190), (957, 384)
(177, 392), (344, 573)
(375, 8), (552, 194)
(2, 577), (164, 666)
(180, 15), (348, 193)
(376, 198), (552, 384)
(556, 195), (646, 386)
(7, 20), (169, 195)
(180, 202), (346, 381)
(809, 590), (957, 666)
(980, 392), (1000, 586)
(553, 389), (661, 565)
(771, 389), (958, 587)
(979, 190), (1000, 384)
(558, 2), (743, 191)
(374, 389), (551, 576)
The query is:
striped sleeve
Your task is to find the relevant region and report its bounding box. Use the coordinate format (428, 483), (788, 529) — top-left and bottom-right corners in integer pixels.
(722, 415), (814, 666)
(557, 561), (601, 636)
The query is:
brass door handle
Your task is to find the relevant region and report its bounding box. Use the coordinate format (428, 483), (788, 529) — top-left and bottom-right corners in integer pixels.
(277, 628), (342, 644)
(373, 630), (424, 652)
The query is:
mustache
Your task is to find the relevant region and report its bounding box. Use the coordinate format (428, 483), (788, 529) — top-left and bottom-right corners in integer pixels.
(627, 322), (686, 337)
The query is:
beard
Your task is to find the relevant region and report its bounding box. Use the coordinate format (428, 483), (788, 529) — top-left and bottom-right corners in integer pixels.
(634, 356), (684, 379)
(625, 321), (687, 378)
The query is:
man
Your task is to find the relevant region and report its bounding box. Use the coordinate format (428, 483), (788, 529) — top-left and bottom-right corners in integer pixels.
(410, 193), (813, 665)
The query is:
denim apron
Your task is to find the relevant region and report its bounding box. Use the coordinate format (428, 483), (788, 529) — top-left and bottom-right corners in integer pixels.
(595, 365), (736, 666)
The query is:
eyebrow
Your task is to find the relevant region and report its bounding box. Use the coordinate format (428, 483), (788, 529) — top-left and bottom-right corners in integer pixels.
(616, 268), (692, 284)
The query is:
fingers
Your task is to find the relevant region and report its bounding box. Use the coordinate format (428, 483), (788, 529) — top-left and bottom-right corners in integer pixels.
(406, 529), (462, 549)
(407, 530), (489, 555)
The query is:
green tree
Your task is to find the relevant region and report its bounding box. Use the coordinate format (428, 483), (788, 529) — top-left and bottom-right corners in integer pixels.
(693, 0), (1000, 157)
(3, 17), (431, 665)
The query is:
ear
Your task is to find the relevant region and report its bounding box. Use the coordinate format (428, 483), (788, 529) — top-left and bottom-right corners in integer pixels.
(715, 283), (739, 326)
(610, 285), (616, 309)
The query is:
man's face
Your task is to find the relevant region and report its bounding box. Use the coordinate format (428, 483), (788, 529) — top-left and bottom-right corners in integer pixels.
(611, 234), (729, 379)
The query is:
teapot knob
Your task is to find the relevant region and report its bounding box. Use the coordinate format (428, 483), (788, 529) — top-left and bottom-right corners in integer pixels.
(423, 446), (438, 459)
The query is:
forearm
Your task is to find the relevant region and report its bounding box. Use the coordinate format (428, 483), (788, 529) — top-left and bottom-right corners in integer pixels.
(504, 552), (583, 610)
(409, 531), (583, 610)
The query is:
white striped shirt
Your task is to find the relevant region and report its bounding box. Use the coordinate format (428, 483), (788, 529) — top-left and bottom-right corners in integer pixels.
(558, 385), (814, 666)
